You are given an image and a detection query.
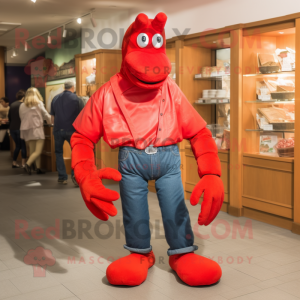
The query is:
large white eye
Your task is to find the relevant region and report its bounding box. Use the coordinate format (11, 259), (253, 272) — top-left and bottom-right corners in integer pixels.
(137, 33), (149, 48)
(152, 34), (163, 49)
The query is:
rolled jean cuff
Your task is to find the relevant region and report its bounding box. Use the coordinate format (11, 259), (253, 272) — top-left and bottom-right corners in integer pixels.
(123, 245), (152, 254)
(167, 245), (198, 256)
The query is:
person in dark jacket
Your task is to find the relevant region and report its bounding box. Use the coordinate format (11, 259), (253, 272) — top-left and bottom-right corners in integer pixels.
(51, 81), (84, 186)
(8, 90), (27, 168)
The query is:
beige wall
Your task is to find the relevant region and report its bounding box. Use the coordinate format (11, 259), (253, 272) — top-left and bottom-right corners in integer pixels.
(128, 0), (300, 39)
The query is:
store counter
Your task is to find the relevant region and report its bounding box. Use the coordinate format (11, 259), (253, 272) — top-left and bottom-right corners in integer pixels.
(42, 124), (72, 173)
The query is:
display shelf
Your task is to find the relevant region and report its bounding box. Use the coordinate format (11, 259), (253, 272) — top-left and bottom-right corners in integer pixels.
(243, 152), (294, 162)
(194, 102), (230, 105)
(243, 71), (295, 78)
(245, 100), (295, 104)
(245, 129), (295, 133)
(194, 75), (230, 80)
(195, 99), (230, 105)
(186, 144), (229, 153)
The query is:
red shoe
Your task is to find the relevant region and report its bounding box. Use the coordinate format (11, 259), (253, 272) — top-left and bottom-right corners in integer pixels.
(169, 252), (222, 286)
(106, 251), (155, 286)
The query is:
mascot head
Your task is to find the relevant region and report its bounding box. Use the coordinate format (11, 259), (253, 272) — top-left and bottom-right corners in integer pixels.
(121, 12), (171, 89)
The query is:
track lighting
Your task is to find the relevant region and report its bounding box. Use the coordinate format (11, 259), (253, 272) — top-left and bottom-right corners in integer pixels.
(9, 9), (95, 54)
(62, 25), (67, 38)
(90, 13), (97, 28)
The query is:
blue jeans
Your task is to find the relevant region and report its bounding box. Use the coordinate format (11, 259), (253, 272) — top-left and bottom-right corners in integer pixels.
(118, 144), (198, 256)
(10, 130), (27, 161)
(54, 130), (74, 180)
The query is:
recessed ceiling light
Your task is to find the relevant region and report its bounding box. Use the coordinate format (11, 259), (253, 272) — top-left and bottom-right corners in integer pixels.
(279, 32), (284, 34)
(77, 18), (82, 24)
(31, 0), (36, 3)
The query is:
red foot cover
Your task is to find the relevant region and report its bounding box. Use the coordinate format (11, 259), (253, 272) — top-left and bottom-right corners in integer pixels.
(169, 253), (222, 286)
(106, 251), (155, 286)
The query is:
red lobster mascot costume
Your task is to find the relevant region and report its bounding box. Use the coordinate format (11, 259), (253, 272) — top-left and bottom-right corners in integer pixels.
(71, 12), (224, 286)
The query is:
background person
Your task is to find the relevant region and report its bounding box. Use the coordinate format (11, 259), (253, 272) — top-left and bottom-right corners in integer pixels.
(51, 81), (84, 185)
(0, 97), (10, 147)
(9, 90), (27, 168)
(19, 88), (51, 175)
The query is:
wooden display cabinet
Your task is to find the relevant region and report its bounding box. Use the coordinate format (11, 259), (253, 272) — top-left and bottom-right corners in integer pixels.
(75, 50), (122, 184)
(232, 17), (300, 233)
(172, 27), (237, 213)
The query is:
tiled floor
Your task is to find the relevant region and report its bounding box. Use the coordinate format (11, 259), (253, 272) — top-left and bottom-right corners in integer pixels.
(1, 151), (300, 300)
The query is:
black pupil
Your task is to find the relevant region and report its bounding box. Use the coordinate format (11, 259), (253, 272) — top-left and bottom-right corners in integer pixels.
(142, 36), (146, 42)
(157, 37), (161, 43)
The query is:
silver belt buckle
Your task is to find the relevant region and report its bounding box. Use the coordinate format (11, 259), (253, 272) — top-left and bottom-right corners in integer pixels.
(145, 144), (157, 155)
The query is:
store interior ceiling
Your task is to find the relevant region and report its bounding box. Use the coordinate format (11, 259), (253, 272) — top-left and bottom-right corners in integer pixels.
(0, 0), (224, 64)
(1, 0), (299, 64)
(0, 0), (127, 64)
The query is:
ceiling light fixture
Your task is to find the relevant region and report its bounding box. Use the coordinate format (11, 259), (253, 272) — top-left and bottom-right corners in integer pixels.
(279, 32), (284, 34)
(31, 0), (36, 3)
(62, 25), (67, 38)
(90, 13), (97, 27)
(8, 9), (95, 53)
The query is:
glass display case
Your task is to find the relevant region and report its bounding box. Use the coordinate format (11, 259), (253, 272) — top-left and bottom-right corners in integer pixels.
(176, 31), (232, 210)
(240, 22), (297, 229)
(75, 50), (122, 98)
(243, 27), (295, 158)
(81, 57), (97, 97)
(194, 48), (231, 151)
